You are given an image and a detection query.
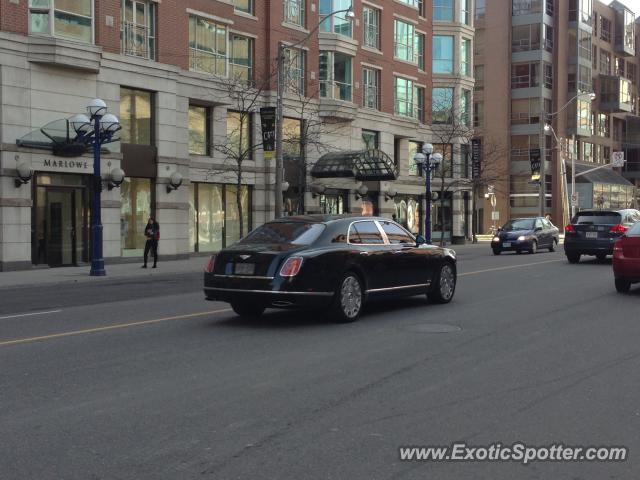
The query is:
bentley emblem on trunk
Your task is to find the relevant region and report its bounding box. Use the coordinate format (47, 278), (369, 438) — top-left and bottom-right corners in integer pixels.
(238, 255), (251, 260)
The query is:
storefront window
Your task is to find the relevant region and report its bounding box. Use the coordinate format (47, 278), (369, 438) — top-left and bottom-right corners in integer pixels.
(189, 105), (209, 155)
(120, 177), (153, 256)
(320, 193), (347, 214)
(394, 196), (421, 235)
(120, 88), (153, 145)
(198, 183), (225, 252)
(226, 185), (250, 246)
(432, 192), (452, 242)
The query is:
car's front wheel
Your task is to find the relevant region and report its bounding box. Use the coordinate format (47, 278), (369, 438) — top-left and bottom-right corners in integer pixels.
(231, 302), (266, 318)
(615, 278), (631, 293)
(529, 240), (538, 254)
(549, 239), (557, 252)
(330, 273), (363, 323)
(492, 248), (501, 255)
(427, 262), (456, 304)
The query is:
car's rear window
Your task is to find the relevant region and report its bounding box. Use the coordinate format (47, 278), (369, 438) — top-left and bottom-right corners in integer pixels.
(573, 212), (621, 225)
(628, 222), (640, 236)
(239, 222), (325, 245)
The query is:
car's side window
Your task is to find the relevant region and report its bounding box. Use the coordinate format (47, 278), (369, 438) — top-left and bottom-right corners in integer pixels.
(379, 221), (414, 245)
(349, 221), (385, 244)
(535, 219), (544, 229)
(542, 219), (552, 229)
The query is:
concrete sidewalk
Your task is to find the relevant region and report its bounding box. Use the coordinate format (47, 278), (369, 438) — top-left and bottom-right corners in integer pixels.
(0, 256), (210, 289)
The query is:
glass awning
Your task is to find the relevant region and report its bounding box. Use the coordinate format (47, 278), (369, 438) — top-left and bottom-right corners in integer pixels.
(571, 162), (633, 186)
(311, 149), (398, 181)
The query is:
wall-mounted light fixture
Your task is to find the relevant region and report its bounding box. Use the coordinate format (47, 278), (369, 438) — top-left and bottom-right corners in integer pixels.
(107, 168), (125, 190)
(384, 187), (397, 201)
(311, 183), (326, 198)
(355, 184), (368, 200)
(14, 163), (33, 188)
(166, 172), (183, 193)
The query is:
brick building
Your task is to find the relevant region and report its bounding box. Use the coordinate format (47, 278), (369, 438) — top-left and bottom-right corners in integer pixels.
(0, 0), (474, 270)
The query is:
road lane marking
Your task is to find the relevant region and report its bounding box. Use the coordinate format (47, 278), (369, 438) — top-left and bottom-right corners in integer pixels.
(459, 259), (563, 277)
(0, 308), (232, 348)
(0, 309), (62, 320)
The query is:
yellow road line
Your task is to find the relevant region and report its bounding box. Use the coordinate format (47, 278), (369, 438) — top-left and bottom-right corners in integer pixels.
(459, 259), (563, 277)
(0, 308), (231, 348)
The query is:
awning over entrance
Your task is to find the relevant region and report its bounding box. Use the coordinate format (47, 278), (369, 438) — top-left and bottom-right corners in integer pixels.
(311, 149), (398, 181)
(571, 162), (633, 186)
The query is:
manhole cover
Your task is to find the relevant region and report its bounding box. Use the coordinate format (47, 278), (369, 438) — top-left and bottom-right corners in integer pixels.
(402, 323), (462, 333)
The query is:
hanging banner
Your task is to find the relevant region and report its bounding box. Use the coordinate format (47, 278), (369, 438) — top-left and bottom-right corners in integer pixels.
(530, 148), (541, 181)
(471, 138), (482, 179)
(260, 107), (276, 159)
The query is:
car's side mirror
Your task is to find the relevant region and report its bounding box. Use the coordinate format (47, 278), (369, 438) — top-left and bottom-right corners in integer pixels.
(415, 235), (426, 245)
(535, 226), (543, 232)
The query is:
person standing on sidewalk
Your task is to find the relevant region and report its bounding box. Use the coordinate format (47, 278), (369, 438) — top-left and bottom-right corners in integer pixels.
(142, 218), (160, 268)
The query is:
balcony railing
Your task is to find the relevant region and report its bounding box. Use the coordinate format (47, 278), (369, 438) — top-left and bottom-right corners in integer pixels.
(122, 21), (154, 60)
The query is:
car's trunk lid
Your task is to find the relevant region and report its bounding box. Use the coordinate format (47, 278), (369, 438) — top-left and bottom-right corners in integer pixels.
(214, 243), (305, 277)
(571, 212), (622, 239)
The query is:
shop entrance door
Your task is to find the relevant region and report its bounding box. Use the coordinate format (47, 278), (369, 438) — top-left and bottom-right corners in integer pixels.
(46, 189), (76, 266)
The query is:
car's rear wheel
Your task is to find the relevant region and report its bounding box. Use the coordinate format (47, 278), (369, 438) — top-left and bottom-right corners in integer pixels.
(516, 250), (522, 254)
(492, 248), (501, 255)
(549, 239), (557, 252)
(330, 273), (363, 323)
(596, 253), (607, 261)
(427, 261), (456, 304)
(615, 278), (631, 293)
(231, 302), (266, 318)
(529, 240), (537, 254)
(566, 252), (581, 264)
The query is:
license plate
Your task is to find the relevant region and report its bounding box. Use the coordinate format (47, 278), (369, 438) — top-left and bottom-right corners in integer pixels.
(234, 263), (255, 275)
(502, 242), (511, 248)
(586, 232), (598, 239)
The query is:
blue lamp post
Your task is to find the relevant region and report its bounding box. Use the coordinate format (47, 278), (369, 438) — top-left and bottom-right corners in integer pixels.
(71, 99), (121, 276)
(414, 143), (443, 244)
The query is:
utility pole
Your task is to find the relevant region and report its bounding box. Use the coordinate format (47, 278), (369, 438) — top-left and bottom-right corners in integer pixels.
(275, 44), (284, 218)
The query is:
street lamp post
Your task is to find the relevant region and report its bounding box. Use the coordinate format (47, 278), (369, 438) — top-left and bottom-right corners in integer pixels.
(71, 99), (121, 276)
(545, 92), (596, 219)
(414, 143), (442, 244)
(274, 7), (354, 218)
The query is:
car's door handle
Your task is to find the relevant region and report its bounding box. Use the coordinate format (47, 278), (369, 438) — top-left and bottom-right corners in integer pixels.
(393, 250), (404, 254)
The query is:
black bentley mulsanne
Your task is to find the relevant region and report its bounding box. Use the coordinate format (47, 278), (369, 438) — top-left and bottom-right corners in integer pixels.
(203, 215), (457, 322)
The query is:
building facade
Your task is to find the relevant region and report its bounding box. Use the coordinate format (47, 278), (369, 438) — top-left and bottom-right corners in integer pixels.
(0, 0), (474, 271)
(475, 0), (638, 231)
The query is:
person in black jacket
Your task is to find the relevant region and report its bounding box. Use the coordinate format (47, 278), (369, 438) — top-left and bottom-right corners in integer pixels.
(142, 217), (160, 268)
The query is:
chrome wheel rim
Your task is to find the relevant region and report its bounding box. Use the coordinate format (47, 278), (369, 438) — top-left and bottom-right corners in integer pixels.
(439, 264), (455, 300)
(340, 276), (362, 318)
(532, 242), (537, 254)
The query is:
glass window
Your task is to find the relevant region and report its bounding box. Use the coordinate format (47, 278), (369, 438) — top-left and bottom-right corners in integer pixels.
(227, 111), (252, 159)
(433, 35), (454, 74)
(433, 143), (453, 178)
(188, 15), (227, 76)
(433, 0), (454, 21)
(319, 193), (347, 214)
(415, 33), (425, 69)
(512, 0), (541, 15)
(362, 130), (379, 150)
(461, 89), (471, 127)
(461, 0), (471, 24)
(284, 0), (305, 26)
(189, 105), (209, 156)
(461, 38), (471, 76)
(120, 177), (152, 256)
(29, 0), (93, 43)
(394, 76), (420, 119)
(233, 0), (253, 14)
(320, 0), (353, 37)
(229, 35), (253, 82)
(283, 117), (302, 158)
(348, 221), (384, 244)
(363, 6), (380, 49)
(394, 20), (415, 63)
(380, 221), (414, 244)
(197, 183), (224, 252)
(432, 87), (453, 124)
(319, 51), (352, 101)
(475, 0), (486, 19)
(362, 67), (379, 110)
(225, 185), (250, 245)
(121, 0), (156, 60)
(120, 87), (153, 145)
(283, 46), (305, 94)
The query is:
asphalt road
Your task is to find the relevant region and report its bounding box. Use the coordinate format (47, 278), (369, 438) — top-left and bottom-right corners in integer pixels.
(1, 245), (639, 479)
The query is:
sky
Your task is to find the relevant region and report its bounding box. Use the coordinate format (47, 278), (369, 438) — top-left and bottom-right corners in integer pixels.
(604, 0), (640, 13)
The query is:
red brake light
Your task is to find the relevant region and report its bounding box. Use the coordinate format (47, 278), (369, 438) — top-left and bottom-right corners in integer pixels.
(204, 255), (216, 273)
(610, 224), (628, 234)
(280, 257), (303, 277)
(564, 224), (575, 233)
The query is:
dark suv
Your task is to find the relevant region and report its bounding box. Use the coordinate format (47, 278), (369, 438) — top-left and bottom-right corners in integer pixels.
(564, 209), (640, 263)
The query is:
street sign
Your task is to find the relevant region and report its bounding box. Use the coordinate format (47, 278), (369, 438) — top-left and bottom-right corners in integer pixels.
(259, 107), (276, 159)
(571, 192), (579, 206)
(491, 211), (500, 221)
(471, 138), (482, 179)
(612, 151), (625, 168)
(530, 148), (541, 181)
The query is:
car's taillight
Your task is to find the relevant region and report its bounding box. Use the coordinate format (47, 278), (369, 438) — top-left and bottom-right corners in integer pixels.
(280, 257), (303, 277)
(564, 224), (575, 233)
(610, 224), (628, 234)
(204, 255), (216, 273)
(614, 239), (625, 258)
